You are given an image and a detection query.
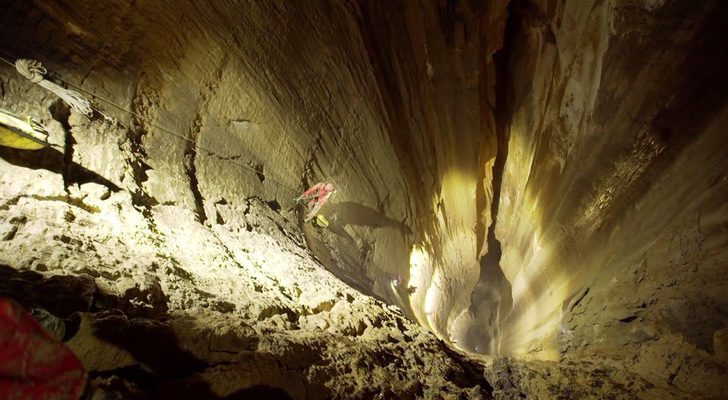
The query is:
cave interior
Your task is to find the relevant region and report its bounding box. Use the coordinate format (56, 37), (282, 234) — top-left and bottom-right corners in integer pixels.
(0, 0), (727, 399)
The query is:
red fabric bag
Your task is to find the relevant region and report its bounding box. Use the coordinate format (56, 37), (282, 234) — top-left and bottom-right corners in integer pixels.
(0, 298), (85, 399)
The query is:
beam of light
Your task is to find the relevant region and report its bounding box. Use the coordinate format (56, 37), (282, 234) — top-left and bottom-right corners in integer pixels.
(490, 121), (577, 360)
(407, 243), (433, 330)
(429, 169), (481, 337)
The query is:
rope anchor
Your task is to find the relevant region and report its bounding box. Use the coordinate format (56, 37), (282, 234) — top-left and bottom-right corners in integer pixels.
(14, 58), (105, 120)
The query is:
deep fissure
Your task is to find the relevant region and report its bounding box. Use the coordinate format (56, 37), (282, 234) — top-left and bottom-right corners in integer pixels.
(184, 115), (207, 224)
(464, 0), (518, 355)
(0, 0), (726, 398)
(49, 99), (74, 192)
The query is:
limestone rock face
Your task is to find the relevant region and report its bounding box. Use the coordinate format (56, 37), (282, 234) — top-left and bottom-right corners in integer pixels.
(0, 186), (491, 398)
(0, 0), (726, 398)
(475, 2), (728, 398)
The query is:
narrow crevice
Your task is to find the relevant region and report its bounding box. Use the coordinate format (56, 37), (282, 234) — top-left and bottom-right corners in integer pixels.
(181, 56), (228, 224)
(123, 119), (165, 246)
(488, 0), (518, 237)
(49, 99), (74, 193)
(185, 114), (207, 224)
(62, 128), (76, 192)
(466, 0), (520, 355)
(126, 78), (160, 226)
(125, 124), (158, 218)
(480, 0), (517, 271)
(668, 364), (683, 385)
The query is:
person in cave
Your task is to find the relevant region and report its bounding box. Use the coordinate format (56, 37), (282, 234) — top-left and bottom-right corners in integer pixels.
(295, 182), (336, 222)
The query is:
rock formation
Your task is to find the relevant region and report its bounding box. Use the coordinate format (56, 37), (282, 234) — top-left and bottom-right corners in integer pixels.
(0, 0), (726, 398)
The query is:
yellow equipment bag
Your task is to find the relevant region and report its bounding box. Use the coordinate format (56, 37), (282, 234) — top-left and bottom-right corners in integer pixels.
(0, 108), (49, 150)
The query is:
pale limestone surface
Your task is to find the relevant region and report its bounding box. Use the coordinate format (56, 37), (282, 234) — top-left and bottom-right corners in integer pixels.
(0, 0), (726, 398)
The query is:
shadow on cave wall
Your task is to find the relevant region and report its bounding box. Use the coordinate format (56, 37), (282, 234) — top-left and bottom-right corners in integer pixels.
(0, 146), (121, 192)
(297, 202), (379, 300)
(0, 264), (297, 400)
(323, 201), (410, 235)
(303, 201), (415, 312)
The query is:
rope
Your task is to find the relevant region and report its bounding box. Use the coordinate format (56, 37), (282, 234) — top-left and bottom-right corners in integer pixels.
(14, 58), (45, 83)
(14, 58), (96, 118)
(0, 54), (300, 198)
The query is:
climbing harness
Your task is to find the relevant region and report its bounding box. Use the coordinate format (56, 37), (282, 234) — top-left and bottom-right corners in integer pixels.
(0, 108), (49, 150)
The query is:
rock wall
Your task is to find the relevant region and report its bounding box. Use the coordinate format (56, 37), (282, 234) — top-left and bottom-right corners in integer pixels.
(0, 0), (494, 397)
(469, 0), (728, 397)
(0, 0), (492, 339)
(0, 0), (727, 398)
(0, 0), (421, 304)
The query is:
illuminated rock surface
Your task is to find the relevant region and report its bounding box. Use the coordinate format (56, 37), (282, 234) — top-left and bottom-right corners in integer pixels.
(0, 0), (726, 398)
